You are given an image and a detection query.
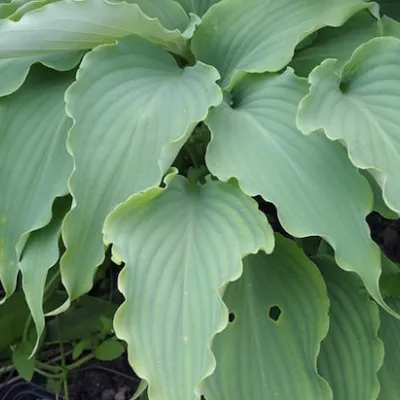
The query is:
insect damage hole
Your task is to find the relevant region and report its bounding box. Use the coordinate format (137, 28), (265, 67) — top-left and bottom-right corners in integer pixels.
(269, 305), (281, 322)
(228, 312), (236, 323)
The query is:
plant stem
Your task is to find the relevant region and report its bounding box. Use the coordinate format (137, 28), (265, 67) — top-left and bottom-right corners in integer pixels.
(57, 317), (69, 400)
(34, 368), (64, 379)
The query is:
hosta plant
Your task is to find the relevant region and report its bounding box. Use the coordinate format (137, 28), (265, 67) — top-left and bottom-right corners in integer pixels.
(1, 0), (400, 399)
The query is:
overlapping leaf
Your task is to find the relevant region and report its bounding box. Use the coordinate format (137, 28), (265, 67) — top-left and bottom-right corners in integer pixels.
(0, 0), (191, 96)
(4, 0), (59, 21)
(103, 173), (274, 400)
(0, 0), (82, 96)
(0, 0), (190, 59)
(378, 297), (400, 399)
(363, 171), (399, 219)
(297, 37), (400, 214)
(314, 256), (383, 399)
(117, 0), (189, 32)
(191, 0), (372, 88)
(203, 237), (331, 400)
(61, 36), (222, 302)
(291, 11), (383, 77)
(0, 291), (30, 349)
(174, 0), (219, 17)
(20, 197), (70, 354)
(0, 51), (82, 97)
(0, 67), (73, 299)
(0, 0), (193, 96)
(205, 68), (392, 316)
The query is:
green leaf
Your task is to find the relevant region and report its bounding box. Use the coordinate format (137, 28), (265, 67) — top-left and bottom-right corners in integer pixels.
(46, 296), (117, 342)
(0, 291), (30, 349)
(203, 237), (331, 399)
(94, 338), (125, 361)
(132, 380), (149, 400)
(124, 0), (189, 32)
(19, 197), (71, 355)
(103, 173), (274, 400)
(12, 339), (35, 381)
(72, 338), (92, 360)
(191, 0), (372, 88)
(205, 68), (394, 317)
(60, 36), (222, 302)
(362, 171), (399, 219)
(314, 256), (383, 400)
(0, 0), (190, 58)
(174, 0), (219, 16)
(378, 298), (400, 399)
(0, 67), (73, 299)
(380, 255), (400, 297)
(0, 50), (83, 97)
(0, 0), (175, 97)
(291, 11), (383, 77)
(297, 37), (400, 215)
(6, 0), (59, 21)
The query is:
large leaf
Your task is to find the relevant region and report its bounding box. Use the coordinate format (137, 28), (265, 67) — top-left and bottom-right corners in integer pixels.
(378, 297), (400, 399)
(60, 36), (222, 303)
(205, 68), (393, 316)
(203, 237), (331, 400)
(291, 11), (383, 77)
(191, 0), (371, 88)
(174, 0), (219, 16)
(19, 197), (70, 354)
(314, 256), (383, 399)
(297, 37), (400, 215)
(0, 0), (189, 96)
(0, 67), (73, 299)
(0, 0), (190, 59)
(103, 173), (274, 400)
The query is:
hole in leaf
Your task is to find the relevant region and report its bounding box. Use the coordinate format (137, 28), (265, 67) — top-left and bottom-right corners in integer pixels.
(269, 305), (281, 321)
(228, 312), (236, 323)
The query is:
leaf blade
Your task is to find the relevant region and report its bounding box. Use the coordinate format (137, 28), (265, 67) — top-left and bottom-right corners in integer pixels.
(0, 0), (190, 58)
(314, 256), (383, 400)
(0, 67), (73, 299)
(61, 36), (222, 302)
(205, 68), (393, 316)
(191, 0), (372, 88)
(203, 237), (332, 400)
(103, 173), (274, 400)
(297, 36), (400, 215)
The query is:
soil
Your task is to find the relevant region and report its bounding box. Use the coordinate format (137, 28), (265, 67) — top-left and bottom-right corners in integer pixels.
(68, 356), (140, 400)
